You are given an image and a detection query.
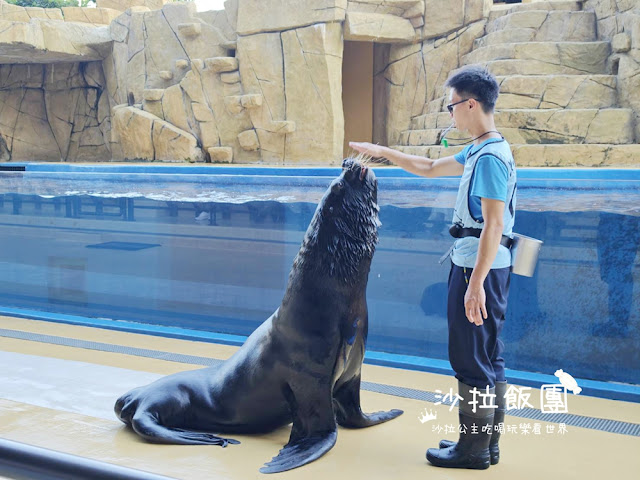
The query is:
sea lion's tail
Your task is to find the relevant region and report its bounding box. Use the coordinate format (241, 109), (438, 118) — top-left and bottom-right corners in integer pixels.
(130, 411), (241, 447)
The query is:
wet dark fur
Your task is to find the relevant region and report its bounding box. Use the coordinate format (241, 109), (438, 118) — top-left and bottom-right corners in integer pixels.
(114, 158), (402, 473)
(292, 157), (379, 283)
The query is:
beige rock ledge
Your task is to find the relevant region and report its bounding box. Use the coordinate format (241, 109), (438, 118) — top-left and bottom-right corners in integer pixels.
(12, 6), (64, 22)
(236, 0), (347, 35)
(177, 22), (201, 38)
(1, 2), (36, 22)
(175, 59), (189, 69)
(61, 7), (121, 25)
(238, 129), (260, 151)
(395, 144), (640, 167)
(224, 96), (244, 114)
(96, 0), (167, 12)
(0, 18), (111, 63)
(220, 71), (240, 84)
(487, 0), (583, 23)
(113, 106), (203, 162)
(240, 94), (263, 109)
(208, 146), (233, 163)
(344, 11), (416, 43)
(496, 74), (617, 110)
(422, 0), (484, 40)
(143, 89), (164, 102)
(403, 2), (426, 19)
(462, 42), (611, 74)
(204, 57), (239, 72)
(348, 0), (421, 16)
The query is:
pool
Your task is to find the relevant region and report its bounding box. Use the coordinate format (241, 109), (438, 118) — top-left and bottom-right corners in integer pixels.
(0, 164), (638, 400)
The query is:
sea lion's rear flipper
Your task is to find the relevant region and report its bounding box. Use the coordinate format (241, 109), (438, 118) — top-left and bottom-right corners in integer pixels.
(334, 375), (403, 428)
(131, 412), (240, 447)
(260, 385), (338, 473)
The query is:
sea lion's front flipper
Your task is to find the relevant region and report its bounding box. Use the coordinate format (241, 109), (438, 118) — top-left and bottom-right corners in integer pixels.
(131, 411), (240, 447)
(260, 385), (337, 474)
(260, 430), (337, 474)
(334, 375), (404, 428)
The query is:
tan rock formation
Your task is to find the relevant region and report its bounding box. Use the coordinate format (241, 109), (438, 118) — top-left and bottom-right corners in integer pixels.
(394, 0), (638, 167)
(0, 0), (637, 166)
(0, 17), (111, 64)
(396, 144), (640, 167)
(112, 105), (203, 162)
(236, 0), (347, 35)
(282, 23), (344, 164)
(344, 11), (416, 43)
(374, 43), (426, 146)
(421, 21), (486, 106)
(582, 0), (640, 142)
(0, 63), (110, 162)
(238, 23), (345, 164)
(236, 32), (286, 162)
(197, 0), (237, 44)
(497, 74), (617, 109)
(238, 129), (260, 151)
(62, 7), (122, 25)
(208, 146), (233, 163)
(96, 0), (167, 12)
(422, 0), (488, 39)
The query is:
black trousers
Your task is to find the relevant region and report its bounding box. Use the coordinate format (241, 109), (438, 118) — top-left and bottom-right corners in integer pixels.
(447, 264), (511, 389)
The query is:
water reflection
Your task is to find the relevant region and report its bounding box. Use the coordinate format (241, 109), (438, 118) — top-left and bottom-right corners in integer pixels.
(0, 191), (637, 385)
(593, 213), (640, 338)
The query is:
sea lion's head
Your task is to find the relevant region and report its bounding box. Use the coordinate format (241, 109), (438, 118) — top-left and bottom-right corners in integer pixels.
(294, 156), (380, 284)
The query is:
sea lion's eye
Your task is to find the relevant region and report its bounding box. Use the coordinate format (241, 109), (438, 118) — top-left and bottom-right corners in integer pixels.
(329, 206), (334, 213)
(331, 180), (345, 194)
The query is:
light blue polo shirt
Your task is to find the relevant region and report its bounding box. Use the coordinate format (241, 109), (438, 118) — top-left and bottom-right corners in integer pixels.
(454, 143), (509, 220)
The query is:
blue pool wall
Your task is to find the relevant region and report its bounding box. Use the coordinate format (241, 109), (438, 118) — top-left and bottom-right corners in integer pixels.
(0, 163), (638, 402)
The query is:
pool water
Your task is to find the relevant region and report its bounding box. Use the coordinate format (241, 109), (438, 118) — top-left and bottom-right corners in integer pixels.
(0, 166), (638, 389)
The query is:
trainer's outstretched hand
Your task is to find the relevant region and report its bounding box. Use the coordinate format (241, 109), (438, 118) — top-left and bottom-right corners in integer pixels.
(349, 142), (384, 159)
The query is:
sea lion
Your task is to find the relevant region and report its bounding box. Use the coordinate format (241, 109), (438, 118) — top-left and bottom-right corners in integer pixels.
(114, 157), (403, 473)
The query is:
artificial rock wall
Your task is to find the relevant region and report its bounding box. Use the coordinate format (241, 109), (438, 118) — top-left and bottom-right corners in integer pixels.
(0, 63), (110, 162)
(373, 0), (488, 146)
(104, 2), (238, 162)
(0, 0), (638, 165)
(584, 0), (640, 139)
(108, 0), (346, 164)
(0, 0), (114, 161)
(392, 0), (640, 167)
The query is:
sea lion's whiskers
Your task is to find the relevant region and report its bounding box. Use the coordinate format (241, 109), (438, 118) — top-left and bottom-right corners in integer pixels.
(349, 150), (377, 166)
(360, 154), (374, 167)
(349, 151), (372, 165)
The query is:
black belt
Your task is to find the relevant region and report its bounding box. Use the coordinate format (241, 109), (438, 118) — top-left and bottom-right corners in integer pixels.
(453, 227), (513, 249)
(439, 226), (513, 265)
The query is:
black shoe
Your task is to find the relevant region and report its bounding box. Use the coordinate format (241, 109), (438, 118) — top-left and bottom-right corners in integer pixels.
(438, 381), (507, 465)
(426, 381), (494, 470)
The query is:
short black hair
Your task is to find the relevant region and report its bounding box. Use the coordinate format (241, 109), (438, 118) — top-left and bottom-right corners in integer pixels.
(445, 66), (499, 113)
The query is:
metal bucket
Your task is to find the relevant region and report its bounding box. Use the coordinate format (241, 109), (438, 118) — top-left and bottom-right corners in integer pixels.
(511, 233), (543, 277)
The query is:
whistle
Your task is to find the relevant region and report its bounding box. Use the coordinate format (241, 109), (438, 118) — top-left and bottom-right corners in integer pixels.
(440, 124), (454, 148)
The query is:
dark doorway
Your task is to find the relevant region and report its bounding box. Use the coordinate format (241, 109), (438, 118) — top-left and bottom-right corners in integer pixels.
(342, 41), (373, 157)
